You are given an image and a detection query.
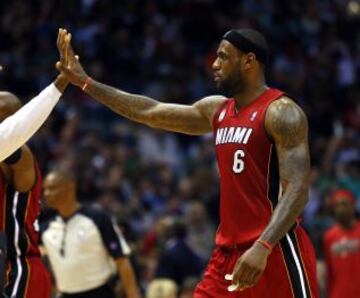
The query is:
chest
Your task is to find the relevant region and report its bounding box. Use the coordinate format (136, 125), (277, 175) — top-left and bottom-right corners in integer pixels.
(330, 231), (360, 259)
(43, 216), (103, 257)
(214, 101), (271, 172)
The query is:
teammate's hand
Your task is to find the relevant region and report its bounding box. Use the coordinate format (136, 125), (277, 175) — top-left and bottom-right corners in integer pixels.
(229, 242), (270, 291)
(56, 28), (88, 88)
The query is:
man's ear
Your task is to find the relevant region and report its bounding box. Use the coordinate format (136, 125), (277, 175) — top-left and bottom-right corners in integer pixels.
(243, 53), (256, 70)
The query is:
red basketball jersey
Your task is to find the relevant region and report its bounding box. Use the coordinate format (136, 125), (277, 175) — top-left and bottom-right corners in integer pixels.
(0, 161), (42, 259)
(323, 221), (360, 298)
(213, 88), (284, 246)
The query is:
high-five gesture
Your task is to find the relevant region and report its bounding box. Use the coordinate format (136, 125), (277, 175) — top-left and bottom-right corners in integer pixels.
(53, 28), (221, 135)
(56, 28), (88, 88)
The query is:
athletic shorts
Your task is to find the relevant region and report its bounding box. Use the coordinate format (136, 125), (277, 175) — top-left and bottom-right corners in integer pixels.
(194, 226), (319, 298)
(5, 257), (51, 298)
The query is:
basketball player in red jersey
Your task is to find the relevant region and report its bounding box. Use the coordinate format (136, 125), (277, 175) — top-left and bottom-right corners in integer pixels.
(0, 90), (63, 298)
(57, 28), (318, 297)
(0, 83), (68, 296)
(323, 190), (360, 298)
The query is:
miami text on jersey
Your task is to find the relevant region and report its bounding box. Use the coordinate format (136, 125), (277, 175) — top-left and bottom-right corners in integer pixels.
(215, 127), (253, 145)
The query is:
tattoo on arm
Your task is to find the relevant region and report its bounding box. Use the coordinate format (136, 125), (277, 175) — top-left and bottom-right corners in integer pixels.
(86, 80), (158, 121)
(85, 80), (225, 135)
(261, 97), (310, 245)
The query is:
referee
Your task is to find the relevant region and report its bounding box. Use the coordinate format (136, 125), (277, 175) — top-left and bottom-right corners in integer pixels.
(40, 169), (140, 298)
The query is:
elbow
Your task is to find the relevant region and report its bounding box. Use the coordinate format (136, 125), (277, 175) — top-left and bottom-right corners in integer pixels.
(297, 184), (309, 210)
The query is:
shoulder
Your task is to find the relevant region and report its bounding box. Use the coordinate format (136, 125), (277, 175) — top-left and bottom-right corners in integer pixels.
(265, 96), (308, 145)
(79, 205), (111, 223)
(324, 224), (340, 241)
(267, 96), (306, 119)
(194, 95), (227, 109)
(40, 214), (58, 234)
(194, 95), (227, 120)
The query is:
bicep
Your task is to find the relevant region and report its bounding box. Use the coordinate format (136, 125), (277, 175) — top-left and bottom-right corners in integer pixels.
(276, 143), (310, 190)
(146, 103), (211, 135)
(265, 98), (310, 189)
(9, 146), (36, 192)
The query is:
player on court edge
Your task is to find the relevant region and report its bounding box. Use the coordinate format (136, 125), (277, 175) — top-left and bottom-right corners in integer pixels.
(56, 28), (319, 297)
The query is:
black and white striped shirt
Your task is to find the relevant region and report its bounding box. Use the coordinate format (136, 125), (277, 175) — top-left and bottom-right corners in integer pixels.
(41, 206), (131, 293)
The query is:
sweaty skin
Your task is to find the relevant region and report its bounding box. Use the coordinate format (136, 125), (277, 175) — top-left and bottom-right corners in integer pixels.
(56, 28), (310, 291)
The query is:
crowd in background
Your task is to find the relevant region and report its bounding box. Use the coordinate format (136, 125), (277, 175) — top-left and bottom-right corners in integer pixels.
(0, 0), (359, 296)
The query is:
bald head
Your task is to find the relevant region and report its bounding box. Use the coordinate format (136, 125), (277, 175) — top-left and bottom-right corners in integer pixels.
(47, 168), (76, 185)
(0, 92), (22, 122)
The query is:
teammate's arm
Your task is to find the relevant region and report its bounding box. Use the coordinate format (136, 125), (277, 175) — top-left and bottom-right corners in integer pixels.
(0, 76), (67, 162)
(260, 96), (310, 245)
(56, 29), (225, 135)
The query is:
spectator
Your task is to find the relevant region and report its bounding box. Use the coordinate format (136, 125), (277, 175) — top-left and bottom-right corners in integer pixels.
(146, 278), (178, 298)
(323, 189), (360, 298)
(155, 220), (204, 286)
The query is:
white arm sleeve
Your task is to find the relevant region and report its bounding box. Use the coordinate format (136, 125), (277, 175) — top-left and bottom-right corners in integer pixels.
(0, 83), (62, 161)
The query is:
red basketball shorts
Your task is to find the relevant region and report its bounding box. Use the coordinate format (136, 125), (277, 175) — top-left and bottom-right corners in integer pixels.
(5, 256), (51, 298)
(194, 226), (319, 298)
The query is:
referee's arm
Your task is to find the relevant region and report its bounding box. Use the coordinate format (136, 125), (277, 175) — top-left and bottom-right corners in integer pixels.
(115, 257), (140, 298)
(98, 214), (140, 298)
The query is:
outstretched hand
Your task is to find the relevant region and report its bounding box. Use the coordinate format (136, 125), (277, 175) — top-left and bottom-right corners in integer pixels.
(56, 28), (88, 88)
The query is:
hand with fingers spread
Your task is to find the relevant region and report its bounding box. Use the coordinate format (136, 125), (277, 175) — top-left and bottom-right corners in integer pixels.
(227, 241), (271, 292)
(56, 28), (89, 88)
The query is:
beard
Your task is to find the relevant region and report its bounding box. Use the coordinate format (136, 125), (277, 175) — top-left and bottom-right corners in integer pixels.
(215, 71), (246, 97)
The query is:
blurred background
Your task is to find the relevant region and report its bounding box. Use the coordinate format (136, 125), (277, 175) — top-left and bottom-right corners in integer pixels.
(0, 0), (359, 297)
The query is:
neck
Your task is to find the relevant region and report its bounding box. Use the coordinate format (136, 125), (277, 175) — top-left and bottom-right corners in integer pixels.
(233, 77), (267, 109)
(58, 199), (81, 219)
(339, 218), (355, 230)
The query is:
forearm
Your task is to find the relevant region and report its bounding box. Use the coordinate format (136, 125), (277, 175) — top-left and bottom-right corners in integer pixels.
(84, 79), (159, 125)
(0, 82), (63, 161)
(259, 185), (308, 246)
(54, 75), (68, 93)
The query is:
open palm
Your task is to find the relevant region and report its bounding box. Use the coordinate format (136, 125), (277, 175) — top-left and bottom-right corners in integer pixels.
(56, 28), (88, 87)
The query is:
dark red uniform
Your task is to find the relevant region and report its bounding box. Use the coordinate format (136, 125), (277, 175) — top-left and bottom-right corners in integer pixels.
(324, 221), (360, 298)
(194, 89), (318, 297)
(0, 162), (51, 298)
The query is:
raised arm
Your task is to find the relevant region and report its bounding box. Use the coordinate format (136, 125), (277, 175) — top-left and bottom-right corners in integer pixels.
(56, 29), (225, 135)
(78, 82), (224, 135)
(260, 96), (310, 244)
(0, 76), (67, 162)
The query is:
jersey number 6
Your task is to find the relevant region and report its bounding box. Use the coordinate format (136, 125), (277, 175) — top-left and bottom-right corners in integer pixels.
(233, 149), (245, 173)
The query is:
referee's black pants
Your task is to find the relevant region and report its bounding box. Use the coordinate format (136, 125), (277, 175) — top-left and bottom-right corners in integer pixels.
(60, 284), (115, 298)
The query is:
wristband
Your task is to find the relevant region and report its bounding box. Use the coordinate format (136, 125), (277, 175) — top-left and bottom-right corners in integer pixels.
(256, 239), (273, 252)
(81, 77), (92, 91)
